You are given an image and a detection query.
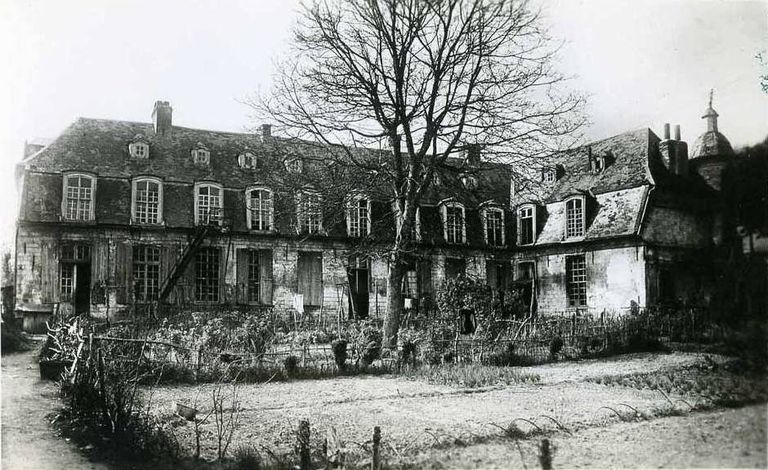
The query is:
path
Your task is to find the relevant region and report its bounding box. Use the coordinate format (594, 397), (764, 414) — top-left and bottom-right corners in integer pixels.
(1, 349), (108, 470)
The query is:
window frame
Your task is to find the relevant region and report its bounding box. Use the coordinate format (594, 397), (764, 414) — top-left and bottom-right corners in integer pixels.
(195, 247), (221, 303)
(191, 144), (210, 166)
(131, 177), (163, 225)
(543, 168), (556, 183)
(194, 182), (224, 226)
(133, 245), (161, 302)
(565, 195), (586, 238)
(238, 152), (257, 169)
(517, 204), (537, 246)
(128, 141), (150, 159)
(296, 190), (323, 234)
(565, 254), (588, 308)
(441, 201), (466, 245)
(61, 172), (96, 222)
(346, 192), (371, 238)
(483, 206), (505, 247)
(245, 186), (274, 232)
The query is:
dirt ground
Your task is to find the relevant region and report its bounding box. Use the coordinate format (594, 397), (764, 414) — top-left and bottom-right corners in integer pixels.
(1, 349), (108, 470)
(146, 352), (768, 468)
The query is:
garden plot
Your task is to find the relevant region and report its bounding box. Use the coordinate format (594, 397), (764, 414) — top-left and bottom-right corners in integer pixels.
(142, 352), (718, 463)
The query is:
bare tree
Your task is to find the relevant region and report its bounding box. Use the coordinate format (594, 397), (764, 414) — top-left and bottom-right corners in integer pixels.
(251, 0), (585, 346)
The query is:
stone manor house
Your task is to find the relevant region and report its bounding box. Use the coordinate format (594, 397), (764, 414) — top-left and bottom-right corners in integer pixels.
(13, 99), (766, 331)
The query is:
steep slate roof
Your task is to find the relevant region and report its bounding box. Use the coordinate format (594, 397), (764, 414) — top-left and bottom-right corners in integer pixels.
(534, 186), (649, 245)
(510, 128), (659, 244)
(23, 117), (511, 207)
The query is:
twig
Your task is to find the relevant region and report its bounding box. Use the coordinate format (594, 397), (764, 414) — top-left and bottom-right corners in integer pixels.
(538, 415), (571, 435)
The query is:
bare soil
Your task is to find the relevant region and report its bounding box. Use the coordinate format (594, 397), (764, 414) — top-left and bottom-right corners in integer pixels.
(1, 349), (109, 470)
(145, 351), (768, 468)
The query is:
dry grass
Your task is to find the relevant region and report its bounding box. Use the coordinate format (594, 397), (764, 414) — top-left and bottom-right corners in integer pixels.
(403, 363), (541, 388)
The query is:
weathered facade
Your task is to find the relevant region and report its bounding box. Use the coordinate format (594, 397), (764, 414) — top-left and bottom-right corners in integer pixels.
(14, 98), (765, 331)
(14, 101), (516, 330)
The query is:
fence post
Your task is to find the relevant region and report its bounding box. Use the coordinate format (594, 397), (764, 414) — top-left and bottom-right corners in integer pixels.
(299, 419), (311, 470)
(371, 426), (381, 470)
(539, 438), (553, 470)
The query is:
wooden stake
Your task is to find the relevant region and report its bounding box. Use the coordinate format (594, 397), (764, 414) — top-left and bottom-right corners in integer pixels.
(371, 426), (381, 470)
(539, 438), (552, 470)
(298, 419), (311, 470)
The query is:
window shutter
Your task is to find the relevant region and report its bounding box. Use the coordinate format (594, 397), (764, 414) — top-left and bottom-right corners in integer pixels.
(259, 249), (273, 305)
(535, 204), (547, 239)
(115, 242), (132, 304)
(419, 258), (432, 296)
(183, 249), (197, 304)
(40, 241), (56, 303)
(486, 261), (498, 289)
(160, 246), (177, 304)
(236, 249), (248, 305)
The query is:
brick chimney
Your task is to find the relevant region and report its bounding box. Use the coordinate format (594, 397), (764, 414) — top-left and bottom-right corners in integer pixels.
(152, 101), (172, 136)
(658, 123), (688, 176)
(465, 143), (481, 165)
(260, 124), (272, 141)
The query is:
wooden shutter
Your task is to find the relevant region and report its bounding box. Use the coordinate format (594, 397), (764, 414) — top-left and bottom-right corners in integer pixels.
(236, 248), (248, 305)
(486, 261), (498, 290)
(259, 250), (273, 305)
(39, 241), (57, 303)
(418, 258), (432, 296)
(115, 242), (132, 304)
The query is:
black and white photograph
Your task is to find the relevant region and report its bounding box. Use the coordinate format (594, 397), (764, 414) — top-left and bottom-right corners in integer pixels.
(1, 0), (766, 469)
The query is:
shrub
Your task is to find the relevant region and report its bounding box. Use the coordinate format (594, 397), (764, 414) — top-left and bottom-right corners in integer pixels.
(331, 339), (348, 370)
(549, 336), (564, 360)
(234, 445), (262, 470)
(349, 321), (382, 366)
(283, 355), (299, 376)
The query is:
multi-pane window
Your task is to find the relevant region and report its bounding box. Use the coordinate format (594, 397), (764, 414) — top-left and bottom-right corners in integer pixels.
(565, 197), (585, 237)
(247, 188), (273, 231)
(519, 206), (535, 245)
(60, 264), (75, 301)
(63, 174), (95, 221)
(444, 204), (465, 244)
(247, 250), (260, 303)
(347, 196), (370, 237)
(195, 248), (220, 302)
(543, 169), (556, 183)
(484, 208), (505, 246)
(196, 184), (222, 225)
(297, 191), (322, 234)
(192, 145), (210, 165)
(402, 269), (418, 297)
(133, 245), (160, 301)
(566, 255), (587, 307)
(129, 142), (149, 159)
(133, 179), (162, 224)
(238, 152), (257, 169)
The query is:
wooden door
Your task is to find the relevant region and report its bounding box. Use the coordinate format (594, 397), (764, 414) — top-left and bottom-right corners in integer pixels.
(297, 252), (322, 307)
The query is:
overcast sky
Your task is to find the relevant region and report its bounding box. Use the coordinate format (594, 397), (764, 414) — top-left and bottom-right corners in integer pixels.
(0, 0), (766, 248)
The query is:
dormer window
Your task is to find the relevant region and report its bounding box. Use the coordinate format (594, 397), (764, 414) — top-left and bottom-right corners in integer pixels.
(238, 152), (257, 169)
(195, 182), (223, 225)
(441, 201), (466, 244)
(565, 196), (586, 238)
(192, 143), (210, 166)
(594, 156), (605, 172)
(285, 157), (303, 174)
(297, 190), (323, 234)
(246, 187), (273, 231)
(129, 135), (149, 159)
(432, 173), (441, 186)
(543, 168), (556, 183)
(518, 204), (536, 246)
(62, 173), (96, 221)
(460, 173), (478, 190)
(483, 206), (505, 247)
(346, 193), (371, 237)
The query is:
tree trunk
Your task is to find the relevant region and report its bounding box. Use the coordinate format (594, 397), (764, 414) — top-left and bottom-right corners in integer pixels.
(383, 251), (406, 349)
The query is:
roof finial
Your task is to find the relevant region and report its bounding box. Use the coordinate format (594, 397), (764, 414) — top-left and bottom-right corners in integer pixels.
(708, 88), (714, 109)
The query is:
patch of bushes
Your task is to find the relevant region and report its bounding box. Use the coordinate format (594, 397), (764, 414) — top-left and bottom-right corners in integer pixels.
(331, 339), (348, 370)
(1, 320), (31, 354)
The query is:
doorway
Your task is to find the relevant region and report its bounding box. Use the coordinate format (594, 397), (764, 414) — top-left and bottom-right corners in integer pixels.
(347, 257), (369, 319)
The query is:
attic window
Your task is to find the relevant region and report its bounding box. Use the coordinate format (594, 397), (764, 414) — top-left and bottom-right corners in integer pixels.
(432, 173), (441, 186)
(543, 169), (556, 183)
(238, 152), (257, 169)
(460, 173), (478, 190)
(192, 144), (210, 166)
(594, 157), (605, 172)
(285, 157), (303, 174)
(129, 135), (149, 159)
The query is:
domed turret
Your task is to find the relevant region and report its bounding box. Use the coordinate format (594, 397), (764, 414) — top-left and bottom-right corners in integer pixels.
(691, 90), (735, 159)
